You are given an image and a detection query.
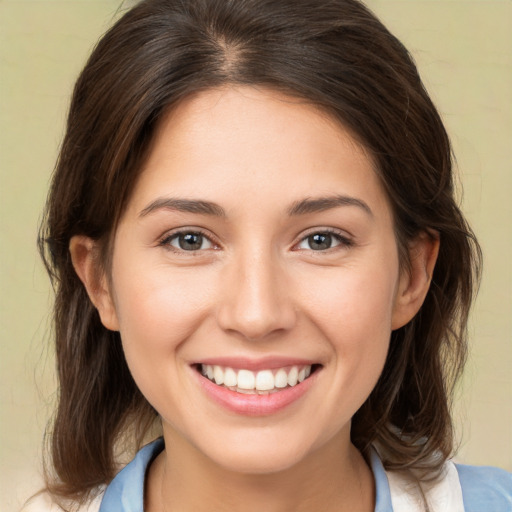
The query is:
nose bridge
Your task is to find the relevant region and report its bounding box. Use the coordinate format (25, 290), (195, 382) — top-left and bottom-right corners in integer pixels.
(217, 243), (295, 340)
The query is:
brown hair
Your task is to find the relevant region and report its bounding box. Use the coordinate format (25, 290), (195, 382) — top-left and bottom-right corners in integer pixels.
(39, 0), (481, 502)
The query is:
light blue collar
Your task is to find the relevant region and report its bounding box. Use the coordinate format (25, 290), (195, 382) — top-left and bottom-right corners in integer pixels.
(99, 438), (393, 511)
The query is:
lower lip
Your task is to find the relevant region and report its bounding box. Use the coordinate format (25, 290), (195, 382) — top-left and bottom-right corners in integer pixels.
(195, 368), (319, 416)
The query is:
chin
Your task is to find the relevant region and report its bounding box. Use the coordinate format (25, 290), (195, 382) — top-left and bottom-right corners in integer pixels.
(210, 446), (310, 476)
(191, 427), (326, 476)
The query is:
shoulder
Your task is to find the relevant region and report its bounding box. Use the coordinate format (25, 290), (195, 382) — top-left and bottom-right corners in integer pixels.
(455, 463), (512, 512)
(20, 491), (104, 512)
(21, 439), (164, 512)
(99, 438), (165, 511)
(371, 445), (512, 512)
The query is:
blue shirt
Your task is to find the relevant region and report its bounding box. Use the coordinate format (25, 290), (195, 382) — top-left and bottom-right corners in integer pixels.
(99, 439), (512, 511)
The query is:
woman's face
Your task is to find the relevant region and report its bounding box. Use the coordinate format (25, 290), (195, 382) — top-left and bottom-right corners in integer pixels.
(97, 87), (420, 474)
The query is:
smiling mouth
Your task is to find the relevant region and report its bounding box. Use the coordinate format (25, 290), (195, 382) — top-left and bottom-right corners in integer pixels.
(196, 364), (320, 395)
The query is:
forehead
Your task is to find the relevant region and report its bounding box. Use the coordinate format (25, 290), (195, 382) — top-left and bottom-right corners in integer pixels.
(124, 86), (390, 221)
(151, 86), (372, 169)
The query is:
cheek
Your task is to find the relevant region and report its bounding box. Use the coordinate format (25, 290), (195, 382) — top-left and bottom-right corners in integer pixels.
(109, 259), (215, 398)
(298, 262), (398, 409)
(112, 262), (212, 342)
(303, 263), (399, 347)
(109, 272), (209, 423)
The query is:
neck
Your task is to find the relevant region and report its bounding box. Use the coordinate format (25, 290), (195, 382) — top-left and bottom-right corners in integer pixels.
(145, 428), (375, 512)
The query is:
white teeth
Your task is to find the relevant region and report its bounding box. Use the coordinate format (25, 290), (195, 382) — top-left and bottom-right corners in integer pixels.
(200, 364), (314, 392)
(274, 369), (288, 388)
(224, 367), (237, 387)
(213, 365), (224, 385)
(287, 367), (298, 386)
(255, 370), (274, 391)
(237, 369), (255, 390)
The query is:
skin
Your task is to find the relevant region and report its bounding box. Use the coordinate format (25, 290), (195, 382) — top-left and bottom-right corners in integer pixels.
(71, 86), (438, 512)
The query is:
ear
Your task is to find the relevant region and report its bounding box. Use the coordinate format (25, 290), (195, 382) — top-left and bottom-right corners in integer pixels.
(391, 231), (440, 330)
(69, 235), (120, 331)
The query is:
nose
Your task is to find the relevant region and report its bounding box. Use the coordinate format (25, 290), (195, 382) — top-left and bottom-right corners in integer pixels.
(216, 248), (297, 341)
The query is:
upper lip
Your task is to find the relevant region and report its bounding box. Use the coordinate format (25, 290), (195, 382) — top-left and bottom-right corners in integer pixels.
(192, 356), (320, 371)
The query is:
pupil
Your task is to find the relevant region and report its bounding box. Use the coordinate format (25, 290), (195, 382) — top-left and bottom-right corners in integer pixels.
(309, 233), (331, 250)
(179, 233), (202, 250)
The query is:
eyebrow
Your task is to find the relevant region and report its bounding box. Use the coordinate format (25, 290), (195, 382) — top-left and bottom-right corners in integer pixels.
(287, 195), (373, 217)
(139, 194), (372, 219)
(139, 197), (226, 218)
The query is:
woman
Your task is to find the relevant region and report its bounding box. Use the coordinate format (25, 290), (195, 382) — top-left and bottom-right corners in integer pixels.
(28, 0), (511, 510)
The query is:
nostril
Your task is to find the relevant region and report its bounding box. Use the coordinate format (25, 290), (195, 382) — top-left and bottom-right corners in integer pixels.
(217, 312), (298, 342)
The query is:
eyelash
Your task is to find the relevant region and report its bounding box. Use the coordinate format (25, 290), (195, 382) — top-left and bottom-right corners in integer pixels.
(158, 228), (353, 254)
